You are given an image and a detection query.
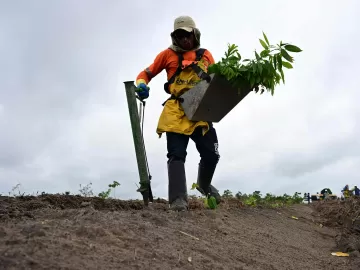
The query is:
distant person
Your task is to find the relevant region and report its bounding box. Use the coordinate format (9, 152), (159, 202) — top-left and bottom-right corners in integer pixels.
(351, 185), (359, 196)
(342, 185), (350, 199)
(320, 188), (332, 200)
(135, 16), (221, 211)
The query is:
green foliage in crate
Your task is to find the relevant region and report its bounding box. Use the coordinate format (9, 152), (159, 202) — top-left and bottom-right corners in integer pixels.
(207, 32), (302, 96)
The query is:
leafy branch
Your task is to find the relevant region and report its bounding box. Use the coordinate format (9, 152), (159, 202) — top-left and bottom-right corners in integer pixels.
(207, 32), (303, 96)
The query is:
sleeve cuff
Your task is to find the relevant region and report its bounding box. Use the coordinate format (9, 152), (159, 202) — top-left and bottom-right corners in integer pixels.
(136, 79), (147, 86)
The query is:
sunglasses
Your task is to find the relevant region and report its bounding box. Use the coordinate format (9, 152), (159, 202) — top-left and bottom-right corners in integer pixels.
(173, 29), (193, 39)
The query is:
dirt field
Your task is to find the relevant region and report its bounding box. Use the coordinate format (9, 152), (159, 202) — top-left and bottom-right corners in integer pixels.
(0, 194), (359, 270)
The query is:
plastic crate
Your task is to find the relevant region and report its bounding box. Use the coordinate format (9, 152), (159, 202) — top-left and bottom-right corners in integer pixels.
(179, 74), (252, 122)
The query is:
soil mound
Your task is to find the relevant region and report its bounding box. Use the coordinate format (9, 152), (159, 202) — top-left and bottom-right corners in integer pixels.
(313, 197), (360, 258)
(0, 194), (357, 269)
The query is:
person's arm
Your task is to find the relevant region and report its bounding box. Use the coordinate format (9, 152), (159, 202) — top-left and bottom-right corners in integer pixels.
(203, 49), (216, 67)
(136, 49), (170, 86)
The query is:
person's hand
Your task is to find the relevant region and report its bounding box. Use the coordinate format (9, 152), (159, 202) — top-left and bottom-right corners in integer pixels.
(136, 83), (150, 100)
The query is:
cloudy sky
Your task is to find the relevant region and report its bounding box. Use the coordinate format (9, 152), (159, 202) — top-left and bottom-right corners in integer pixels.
(0, 0), (359, 200)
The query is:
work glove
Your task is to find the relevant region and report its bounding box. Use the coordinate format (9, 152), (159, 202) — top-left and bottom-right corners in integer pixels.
(136, 83), (150, 100)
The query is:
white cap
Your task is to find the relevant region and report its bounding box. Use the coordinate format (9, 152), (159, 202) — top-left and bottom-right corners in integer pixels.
(173, 16), (196, 32)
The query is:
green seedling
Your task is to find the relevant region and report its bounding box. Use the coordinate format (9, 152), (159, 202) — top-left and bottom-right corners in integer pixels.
(191, 183), (218, 210)
(98, 181), (121, 199)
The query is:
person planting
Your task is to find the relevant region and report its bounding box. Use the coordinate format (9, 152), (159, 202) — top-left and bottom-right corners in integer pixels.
(135, 16), (222, 211)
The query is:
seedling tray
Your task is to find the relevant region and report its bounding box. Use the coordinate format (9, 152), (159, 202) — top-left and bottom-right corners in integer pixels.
(179, 74), (252, 122)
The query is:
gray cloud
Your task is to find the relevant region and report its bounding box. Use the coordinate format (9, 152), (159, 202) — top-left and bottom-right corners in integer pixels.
(272, 134), (359, 178)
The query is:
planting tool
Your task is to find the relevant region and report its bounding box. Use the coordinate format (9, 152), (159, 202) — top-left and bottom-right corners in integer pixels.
(124, 81), (153, 206)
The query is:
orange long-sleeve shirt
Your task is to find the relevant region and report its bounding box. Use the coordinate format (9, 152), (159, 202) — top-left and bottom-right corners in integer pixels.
(136, 48), (215, 86)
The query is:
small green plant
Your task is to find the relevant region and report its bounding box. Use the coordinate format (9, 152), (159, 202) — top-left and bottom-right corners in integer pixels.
(98, 181), (120, 199)
(191, 183), (217, 209)
(222, 189), (234, 198)
(207, 32), (302, 96)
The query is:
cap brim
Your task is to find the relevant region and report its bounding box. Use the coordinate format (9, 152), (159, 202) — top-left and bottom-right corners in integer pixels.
(176, 26), (193, 32)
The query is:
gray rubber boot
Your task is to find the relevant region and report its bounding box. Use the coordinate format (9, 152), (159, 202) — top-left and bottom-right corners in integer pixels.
(168, 159), (188, 211)
(196, 163), (221, 204)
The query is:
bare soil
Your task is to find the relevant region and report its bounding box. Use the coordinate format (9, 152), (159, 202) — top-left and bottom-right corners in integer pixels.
(0, 194), (358, 270)
(313, 197), (360, 257)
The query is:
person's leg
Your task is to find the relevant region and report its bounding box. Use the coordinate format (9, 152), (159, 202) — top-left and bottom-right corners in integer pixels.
(166, 132), (190, 210)
(190, 123), (221, 203)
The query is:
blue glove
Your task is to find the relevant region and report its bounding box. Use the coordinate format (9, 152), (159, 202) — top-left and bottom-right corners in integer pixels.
(136, 83), (150, 100)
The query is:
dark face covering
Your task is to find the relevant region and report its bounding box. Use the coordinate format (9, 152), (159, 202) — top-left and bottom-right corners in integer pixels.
(169, 27), (201, 53)
(173, 29), (195, 50)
